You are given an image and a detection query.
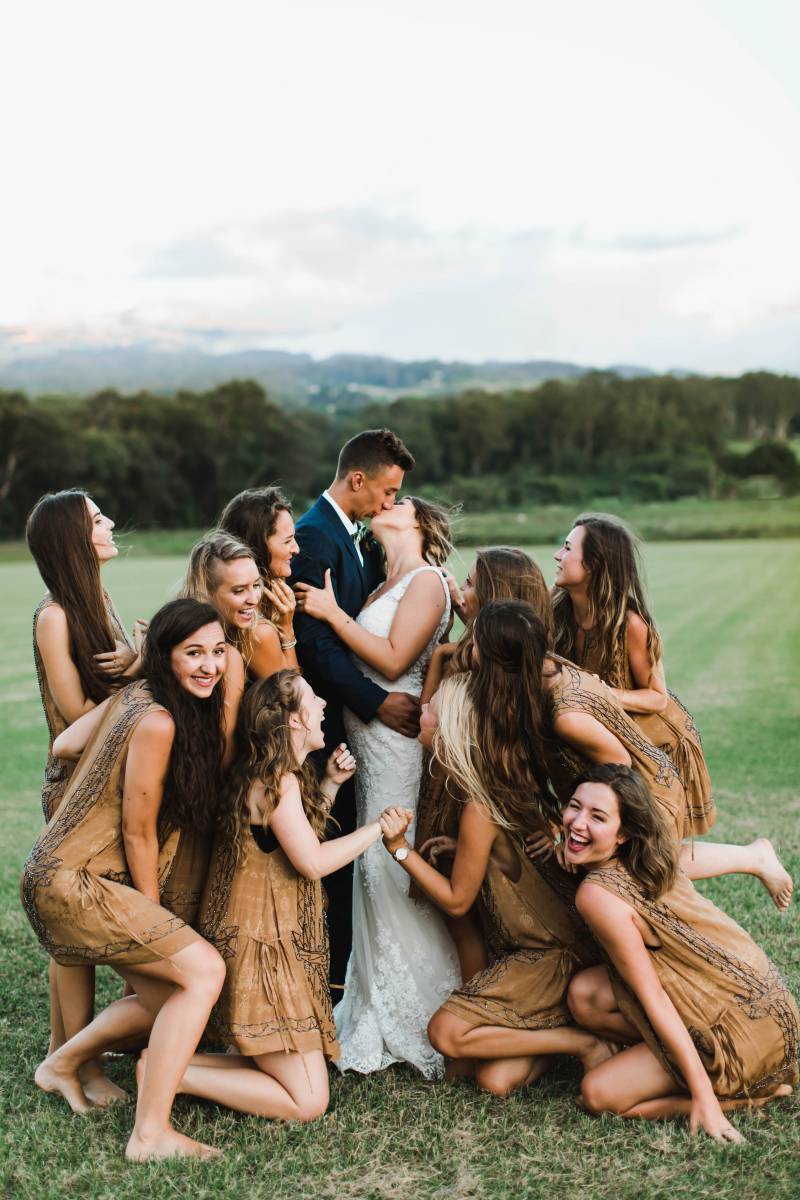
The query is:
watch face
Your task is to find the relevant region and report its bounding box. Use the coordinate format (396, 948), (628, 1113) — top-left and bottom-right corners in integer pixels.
(394, 846), (410, 861)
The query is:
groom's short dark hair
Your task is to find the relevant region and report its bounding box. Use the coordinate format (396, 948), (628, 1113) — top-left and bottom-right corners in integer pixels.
(336, 429), (415, 479)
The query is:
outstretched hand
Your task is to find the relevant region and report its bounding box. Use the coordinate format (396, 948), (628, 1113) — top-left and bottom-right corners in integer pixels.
(294, 568), (340, 624)
(325, 743), (357, 785)
(379, 806), (414, 852)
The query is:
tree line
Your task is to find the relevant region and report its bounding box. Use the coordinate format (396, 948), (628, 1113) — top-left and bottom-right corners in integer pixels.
(2, 370), (798, 538)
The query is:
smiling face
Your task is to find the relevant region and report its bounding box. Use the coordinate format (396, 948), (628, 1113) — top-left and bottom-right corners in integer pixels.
(86, 497), (118, 563)
(562, 781), (627, 867)
(211, 557), (263, 628)
(169, 621), (227, 698)
(266, 508), (299, 579)
(554, 525), (589, 589)
(418, 689), (440, 750)
(289, 676), (327, 756)
(352, 464), (405, 520)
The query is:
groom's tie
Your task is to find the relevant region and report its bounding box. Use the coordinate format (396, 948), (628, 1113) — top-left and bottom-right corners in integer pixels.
(352, 521), (368, 549)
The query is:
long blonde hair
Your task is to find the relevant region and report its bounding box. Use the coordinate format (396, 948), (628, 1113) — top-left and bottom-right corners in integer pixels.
(180, 529), (261, 663)
(221, 670), (330, 859)
(552, 513), (662, 688)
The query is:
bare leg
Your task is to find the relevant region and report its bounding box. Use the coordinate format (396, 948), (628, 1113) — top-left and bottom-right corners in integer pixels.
(47, 961), (66, 1054)
(680, 840), (792, 911)
(626, 1084), (792, 1120)
(54, 963), (126, 1107)
(177, 1048), (329, 1121)
(475, 1054), (554, 1097)
(568, 967), (639, 1043)
(443, 912), (489, 984)
(428, 1010), (617, 1072)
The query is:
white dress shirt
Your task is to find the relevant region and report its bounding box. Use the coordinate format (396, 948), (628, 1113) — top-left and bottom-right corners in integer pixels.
(323, 489), (364, 566)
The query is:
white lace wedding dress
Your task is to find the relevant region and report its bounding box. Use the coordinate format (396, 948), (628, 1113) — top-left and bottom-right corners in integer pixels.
(335, 566), (460, 1077)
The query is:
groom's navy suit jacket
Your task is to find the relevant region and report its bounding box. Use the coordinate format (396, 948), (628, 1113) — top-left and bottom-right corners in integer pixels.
(291, 495), (387, 753)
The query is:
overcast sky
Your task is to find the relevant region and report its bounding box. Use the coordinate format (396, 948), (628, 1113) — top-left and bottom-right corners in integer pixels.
(2, 0), (798, 372)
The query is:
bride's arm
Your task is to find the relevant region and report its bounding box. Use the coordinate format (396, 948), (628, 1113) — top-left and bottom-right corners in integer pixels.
(380, 801), (496, 917)
(295, 569), (447, 681)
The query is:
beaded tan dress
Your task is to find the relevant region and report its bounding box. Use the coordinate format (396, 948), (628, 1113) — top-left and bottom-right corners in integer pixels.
(198, 819), (338, 1060)
(545, 662), (689, 841)
(579, 631), (715, 836)
(21, 680), (201, 967)
(32, 593), (134, 822)
(444, 832), (598, 1029)
(587, 859), (799, 1098)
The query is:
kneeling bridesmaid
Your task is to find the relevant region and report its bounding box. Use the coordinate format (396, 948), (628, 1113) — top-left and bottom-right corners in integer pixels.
(183, 670), (387, 1121)
(565, 764), (798, 1143)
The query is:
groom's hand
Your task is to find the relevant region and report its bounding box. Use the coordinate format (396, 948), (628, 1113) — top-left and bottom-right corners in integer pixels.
(376, 692), (420, 738)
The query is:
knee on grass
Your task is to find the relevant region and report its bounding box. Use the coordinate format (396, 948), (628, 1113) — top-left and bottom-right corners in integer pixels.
(289, 1085), (329, 1123)
(427, 1010), (463, 1059)
(579, 1069), (624, 1117)
(474, 1061), (516, 1098)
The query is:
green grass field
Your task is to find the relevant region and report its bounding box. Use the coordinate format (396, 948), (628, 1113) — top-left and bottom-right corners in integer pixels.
(1, 543), (798, 1199)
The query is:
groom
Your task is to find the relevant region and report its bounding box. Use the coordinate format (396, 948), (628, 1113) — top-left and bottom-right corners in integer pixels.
(291, 428), (420, 992)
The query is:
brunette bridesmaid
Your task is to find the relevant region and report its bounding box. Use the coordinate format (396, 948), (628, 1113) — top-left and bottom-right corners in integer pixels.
(22, 599), (242, 1160)
(177, 670), (387, 1121)
(564, 764), (797, 1141)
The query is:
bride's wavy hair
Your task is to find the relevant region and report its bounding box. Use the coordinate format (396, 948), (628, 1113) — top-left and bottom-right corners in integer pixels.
(433, 601), (555, 838)
(552, 514), (662, 688)
(403, 496), (458, 567)
(450, 547), (553, 674)
(221, 670), (330, 860)
(572, 764), (677, 898)
(141, 598), (226, 834)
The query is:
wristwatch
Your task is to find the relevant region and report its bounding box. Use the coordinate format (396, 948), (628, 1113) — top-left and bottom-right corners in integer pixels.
(391, 844), (410, 863)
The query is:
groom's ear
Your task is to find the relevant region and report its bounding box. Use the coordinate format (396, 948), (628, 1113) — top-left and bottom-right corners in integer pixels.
(349, 470), (366, 492)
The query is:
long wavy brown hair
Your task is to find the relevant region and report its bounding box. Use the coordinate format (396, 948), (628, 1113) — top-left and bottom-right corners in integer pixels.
(551, 513), (662, 689)
(25, 489), (117, 704)
(573, 763), (677, 898)
(450, 547), (553, 674)
(180, 530), (261, 664)
(222, 670), (330, 859)
(218, 486), (293, 622)
(433, 600), (555, 837)
(141, 598), (226, 834)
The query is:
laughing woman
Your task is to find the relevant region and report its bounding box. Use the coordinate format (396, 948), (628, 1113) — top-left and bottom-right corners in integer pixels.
(178, 670), (389, 1121)
(182, 530), (299, 680)
(564, 764), (798, 1142)
(21, 599), (241, 1161)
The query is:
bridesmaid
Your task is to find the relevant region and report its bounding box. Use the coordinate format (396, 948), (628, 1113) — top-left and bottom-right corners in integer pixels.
(550, 515), (792, 909)
(25, 488), (142, 1082)
(377, 666), (608, 1099)
(176, 670), (387, 1121)
(219, 485), (300, 671)
(22, 599), (241, 1161)
(182, 530), (298, 679)
(564, 764), (797, 1140)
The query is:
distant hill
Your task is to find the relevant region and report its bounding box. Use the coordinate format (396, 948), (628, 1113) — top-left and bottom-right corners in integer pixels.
(0, 343), (660, 406)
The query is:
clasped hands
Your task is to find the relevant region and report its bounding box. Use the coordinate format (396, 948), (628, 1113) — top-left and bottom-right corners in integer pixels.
(380, 806), (414, 853)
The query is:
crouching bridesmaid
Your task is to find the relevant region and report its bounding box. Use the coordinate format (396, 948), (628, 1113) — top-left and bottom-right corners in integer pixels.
(565, 764), (798, 1143)
(177, 670), (389, 1121)
(21, 598), (242, 1161)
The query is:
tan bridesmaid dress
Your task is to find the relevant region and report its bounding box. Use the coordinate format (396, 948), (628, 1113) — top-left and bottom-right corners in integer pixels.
(579, 630), (715, 835)
(198, 816), (338, 1060)
(21, 680), (201, 967)
(586, 859), (799, 1098)
(443, 832), (598, 1029)
(32, 592), (134, 822)
(544, 662), (689, 841)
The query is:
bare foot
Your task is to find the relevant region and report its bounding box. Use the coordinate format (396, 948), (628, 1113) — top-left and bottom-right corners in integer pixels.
(752, 839), (793, 912)
(125, 1127), (221, 1162)
(35, 1055), (91, 1115)
(581, 1037), (622, 1072)
(80, 1065), (128, 1108)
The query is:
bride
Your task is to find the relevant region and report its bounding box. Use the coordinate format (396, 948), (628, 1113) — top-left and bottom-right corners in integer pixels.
(294, 495), (460, 1077)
